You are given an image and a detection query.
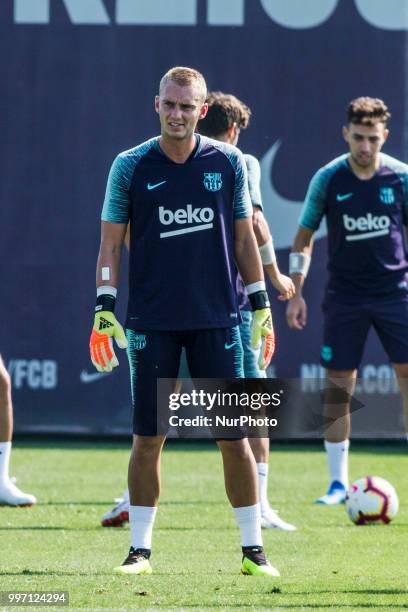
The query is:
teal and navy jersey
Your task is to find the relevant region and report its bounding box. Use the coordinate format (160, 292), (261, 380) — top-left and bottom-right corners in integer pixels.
(299, 153), (408, 296)
(102, 135), (252, 330)
(236, 153), (263, 311)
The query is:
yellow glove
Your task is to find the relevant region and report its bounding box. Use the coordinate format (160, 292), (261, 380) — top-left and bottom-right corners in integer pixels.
(89, 311), (128, 372)
(251, 308), (276, 370)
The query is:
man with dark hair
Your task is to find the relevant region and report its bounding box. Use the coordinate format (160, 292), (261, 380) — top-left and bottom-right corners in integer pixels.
(90, 67), (279, 576)
(0, 356), (36, 506)
(287, 96), (408, 504)
(199, 92), (252, 136)
(346, 96), (391, 126)
(197, 91), (296, 531)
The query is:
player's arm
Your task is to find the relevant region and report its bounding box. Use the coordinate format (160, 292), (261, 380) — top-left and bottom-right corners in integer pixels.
(90, 222), (129, 372)
(233, 151), (274, 368)
(244, 154), (294, 300)
(90, 153), (131, 372)
(286, 167), (326, 330)
(234, 217), (275, 369)
(252, 207), (295, 300)
(234, 217), (264, 285)
(286, 226), (314, 330)
(96, 221), (127, 287)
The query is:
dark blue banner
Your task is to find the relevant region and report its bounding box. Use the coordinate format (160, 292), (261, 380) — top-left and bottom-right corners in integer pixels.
(1, 0), (406, 435)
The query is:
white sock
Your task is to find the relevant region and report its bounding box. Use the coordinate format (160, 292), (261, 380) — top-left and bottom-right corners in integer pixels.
(233, 503), (263, 547)
(0, 441), (11, 485)
(324, 439), (349, 489)
(122, 488), (129, 503)
(129, 505), (157, 550)
(256, 463), (269, 514)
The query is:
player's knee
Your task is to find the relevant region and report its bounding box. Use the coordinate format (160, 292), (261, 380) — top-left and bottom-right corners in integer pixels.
(132, 435), (165, 458)
(323, 404), (350, 421)
(218, 438), (253, 461)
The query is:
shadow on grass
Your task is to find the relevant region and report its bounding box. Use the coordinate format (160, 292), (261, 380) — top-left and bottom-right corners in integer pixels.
(253, 606), (408, 610)
(34, 501), (117, 506)
(215, 607), (408, 610)
(0, 501), (226, 510)
(343, 522), (408, 529)
(0, 526), (232, 532)
(290, 588), (408, 596)
(154, 594), (408, 609)
(0, 569), (230, 577)
(0, 526), (106, 531)
(34, 500), (224, 506)
(0, 570), (101, 576)
(348, 589), (408, 595)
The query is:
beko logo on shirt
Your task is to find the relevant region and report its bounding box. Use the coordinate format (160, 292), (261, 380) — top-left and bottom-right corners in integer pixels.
(342, 213), (390, 241)
(159, 205), (214, 238)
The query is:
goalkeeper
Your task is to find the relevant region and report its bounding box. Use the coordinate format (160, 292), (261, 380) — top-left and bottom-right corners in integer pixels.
(90, 67), (279, 577)
(101, 92), (296, 532)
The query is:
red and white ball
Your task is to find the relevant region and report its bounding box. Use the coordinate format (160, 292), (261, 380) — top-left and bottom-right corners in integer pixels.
(345, 476), (399, 525)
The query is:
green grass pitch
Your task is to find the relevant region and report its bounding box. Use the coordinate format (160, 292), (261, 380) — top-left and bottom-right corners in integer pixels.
(1, 441), (408, 610)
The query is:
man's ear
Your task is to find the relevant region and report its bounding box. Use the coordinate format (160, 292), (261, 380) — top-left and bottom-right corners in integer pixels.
(342, 125), (349, 143)
(227, 124), (236, 138)
(199, 102), (208, 120)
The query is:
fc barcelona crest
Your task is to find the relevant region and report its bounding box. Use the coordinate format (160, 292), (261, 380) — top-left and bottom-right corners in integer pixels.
(379, 187), (395, 205)
(203, 172), (222, 192)
(133, 334), (146, 350)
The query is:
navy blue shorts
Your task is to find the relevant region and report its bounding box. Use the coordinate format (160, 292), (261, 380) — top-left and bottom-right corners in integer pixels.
(126, 327), (243, 435)
(320, 293), (408, 370)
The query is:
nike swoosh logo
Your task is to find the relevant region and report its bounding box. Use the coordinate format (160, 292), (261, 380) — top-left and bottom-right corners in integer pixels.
(224, 342), (236, 350)
(336, 192), (353, 202)
(80, 370), (111, 384)
(147, 180), (167, 191)
(260, 140), (327, 249)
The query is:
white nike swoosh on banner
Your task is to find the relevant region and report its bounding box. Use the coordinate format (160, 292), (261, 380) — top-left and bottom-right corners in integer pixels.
(260, 140), (327, 249)
(80, 370), (111, 383)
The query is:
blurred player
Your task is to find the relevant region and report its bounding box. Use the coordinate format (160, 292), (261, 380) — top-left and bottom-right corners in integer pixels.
(0, 355), (36, 506)
(197, 91), (296, 530)
(101, 93), (297, 531)
(91, 67), (279, 576)
(287, 97), (408, 504)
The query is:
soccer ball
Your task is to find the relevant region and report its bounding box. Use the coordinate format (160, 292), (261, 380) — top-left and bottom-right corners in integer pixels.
(345, 476), (399, 525)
